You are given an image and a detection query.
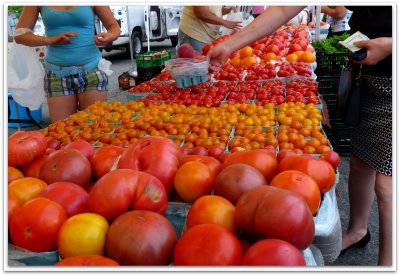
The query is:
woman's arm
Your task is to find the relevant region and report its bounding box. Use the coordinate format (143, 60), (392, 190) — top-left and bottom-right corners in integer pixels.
(208, 6), (305, 72)
(14, 6), (78, 46)
(321, 6), (348, 20)
(93, 6), (121, 46)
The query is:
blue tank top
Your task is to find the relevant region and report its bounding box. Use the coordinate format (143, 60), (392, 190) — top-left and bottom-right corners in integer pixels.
(41, 6), (101, 66)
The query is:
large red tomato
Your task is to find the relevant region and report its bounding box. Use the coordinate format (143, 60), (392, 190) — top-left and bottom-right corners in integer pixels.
(234, 185), (278, 236)
(8, 177), (47, 205)
(278, 155), (336, 193)
(62, 139), (95, 161)
(55, 255), (119, 266)
(241, 239), (306, 266)
(214, 163), (268, 204)
(9, 197), (67, 252)
(21, 156), (46, 178)
(320, 150), (341, 170)
(8, 166), (24, 184)
(181, 155), (222, 179)
(271, 170), (321, 215)
(186, 195), (236, 232)
(254, 188), (315, 249)
(89, 169), (168, 222)
(173, 161), (213, 203)
(118, 136), (181, 194)
(91, 145), (126, 179)
(39, 148), (92, 187)
(222, 149), (278, 181)
(173, 224), (242, 265)
(57, 213), (109, 259)
(8, 191), (21, 225)
(40, 182), (90, 217)
(8, 131), (47, 167)
(106, 210), (177, 265)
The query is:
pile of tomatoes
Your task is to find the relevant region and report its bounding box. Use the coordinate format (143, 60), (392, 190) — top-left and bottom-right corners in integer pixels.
(8, 129), (340, 266)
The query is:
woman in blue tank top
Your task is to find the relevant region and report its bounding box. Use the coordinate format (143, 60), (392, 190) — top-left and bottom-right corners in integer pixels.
(14, 6), (120, 123)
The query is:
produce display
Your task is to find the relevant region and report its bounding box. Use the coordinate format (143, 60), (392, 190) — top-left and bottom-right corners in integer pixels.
(8, 23), (342, 267)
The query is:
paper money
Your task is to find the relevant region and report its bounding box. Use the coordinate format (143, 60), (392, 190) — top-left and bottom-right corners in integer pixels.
(339, 31), (370, 52)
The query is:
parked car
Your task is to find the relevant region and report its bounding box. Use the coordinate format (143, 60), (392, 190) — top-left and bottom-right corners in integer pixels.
(95, 5), (182, 58)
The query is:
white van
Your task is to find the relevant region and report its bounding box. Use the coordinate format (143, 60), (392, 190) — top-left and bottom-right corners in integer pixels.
(95, 5), (182, 57)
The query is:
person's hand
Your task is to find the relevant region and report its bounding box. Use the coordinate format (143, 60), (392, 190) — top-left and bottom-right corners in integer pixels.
(94, 32), (119, 46)
(207, 42), (232, 73)
(353, 37), (392, 65)
(223, 20), (242, 31)
(47, 32), (78, 45)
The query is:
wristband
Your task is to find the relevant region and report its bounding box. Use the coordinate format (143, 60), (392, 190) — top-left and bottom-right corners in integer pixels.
(13, 28), (33, 37)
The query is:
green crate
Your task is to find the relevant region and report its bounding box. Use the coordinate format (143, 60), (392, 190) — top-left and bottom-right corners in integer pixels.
(315, 52), (348, 77)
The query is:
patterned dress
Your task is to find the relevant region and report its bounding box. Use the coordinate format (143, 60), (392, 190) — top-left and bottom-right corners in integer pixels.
(351, 75), (392, 176)
(347, 6), (392, 176)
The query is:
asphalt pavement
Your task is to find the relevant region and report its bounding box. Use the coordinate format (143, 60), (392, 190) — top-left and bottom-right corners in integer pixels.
(7, 40), (380, 268)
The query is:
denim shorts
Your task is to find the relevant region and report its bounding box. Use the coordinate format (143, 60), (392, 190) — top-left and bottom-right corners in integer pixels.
(44, 66), (108, 97)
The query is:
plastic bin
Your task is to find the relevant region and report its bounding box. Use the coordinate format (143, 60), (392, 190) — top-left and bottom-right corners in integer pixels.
(8, 92), (42, 128)
(315, 52), (348, 78)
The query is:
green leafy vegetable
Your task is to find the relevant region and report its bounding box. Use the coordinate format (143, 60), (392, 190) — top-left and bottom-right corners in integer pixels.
(312, 33), (350, 54)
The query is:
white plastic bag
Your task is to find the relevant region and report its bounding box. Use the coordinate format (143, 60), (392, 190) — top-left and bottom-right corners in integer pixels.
(8, 42), (45, 110)
(97, 58), (113, 76)
(220, 11), (243, 36)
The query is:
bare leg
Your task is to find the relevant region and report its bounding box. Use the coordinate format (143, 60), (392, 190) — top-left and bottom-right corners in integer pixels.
(78, 90), (108, 110)
(47, 95), (78, 123)
(342, 154), (376, 250)
(375, 172), (392, 266)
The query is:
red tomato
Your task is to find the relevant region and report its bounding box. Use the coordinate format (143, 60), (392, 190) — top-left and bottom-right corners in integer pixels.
(191, 146), (209, 156)
(254, 188), (315, 249)
(91, 145), (126, 179)
(9, 177), (47, 205)
(46, 137), (61, 150)
(89, 169), (168, 222)
(39, 148), (92, 187)
(218, 152), (231, 163)
(179, 147), (192, 157)
(222, 149), (278, 181)
(118, 136), (181, 194)
(57, 213), (109, 259)
(173, 224), (242, 265)
(277, 149), (296, 163)
(8, 131), (47, 167)
(278, 155), (336, 193)
(130, 171), (168, 214)
(320, 150), (341, 170)
(8, 166), (24, 184)
(214, 163), (267, 204)
(106, 210), (177, 265)
(62, 139), (95, 161)
(202, 43), (212, 55)
(270, 170), (321, 215)
(55, 255), (119, 266)
(9, 197), (67, 252)
(173, 161), (213, 203)
(21, 155), (46, 178)
(234, 185), (277, 236)
(241, 239), (306, 266)
(206, 145), (224, 160)
(186, 195), (236, 232)
(40, 182), (90, 217)
(181, 155), (222, 179)
(8, 191), (21, 225)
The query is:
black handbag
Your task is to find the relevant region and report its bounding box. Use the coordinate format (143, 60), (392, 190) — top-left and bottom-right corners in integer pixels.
(337, 65), (362, 126)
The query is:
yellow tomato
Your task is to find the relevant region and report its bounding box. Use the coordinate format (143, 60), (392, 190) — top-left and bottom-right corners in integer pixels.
(57, 213), (109, 259)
